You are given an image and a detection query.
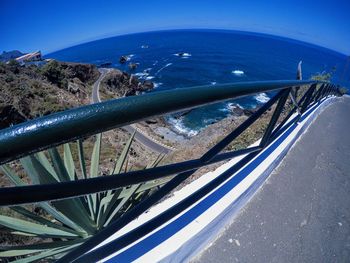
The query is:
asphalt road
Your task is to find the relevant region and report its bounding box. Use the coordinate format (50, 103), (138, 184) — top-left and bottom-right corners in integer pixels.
(194, 96), (350, 263)
(92, 69), (172, 154)
(91, 68), (109, 103)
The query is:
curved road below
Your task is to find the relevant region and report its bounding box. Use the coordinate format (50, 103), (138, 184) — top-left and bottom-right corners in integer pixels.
(92, 68), (173, 154)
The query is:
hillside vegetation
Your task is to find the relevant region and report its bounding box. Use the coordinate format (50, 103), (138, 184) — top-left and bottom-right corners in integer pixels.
(0, 60), (100, 129)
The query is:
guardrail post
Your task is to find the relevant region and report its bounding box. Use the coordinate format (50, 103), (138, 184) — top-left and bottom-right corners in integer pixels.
(300, 84), (317, 113)
(321, 84), (329, 98)
(310, 83), (323, 103)
(313, 84), (325, 102)
(259, 88), (290, 147)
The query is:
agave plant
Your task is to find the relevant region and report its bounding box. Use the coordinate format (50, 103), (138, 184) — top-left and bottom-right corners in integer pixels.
(0, 132), (168, 262)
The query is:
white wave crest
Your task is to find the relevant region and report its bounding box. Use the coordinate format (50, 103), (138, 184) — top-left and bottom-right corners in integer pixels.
(124, 54), (134, 61)
(232, 70), (244, 76)
(203, 118), (217, 125)
(133, 72), (148, 79)
(219, 107), (230, 113)
(211, 81), (217, 85)
(254, 93), (270, 104)
(227, 102), (243, 110)
(174, 52), (192, 58)
(153, 82), (163, 88)
(168, 117), (198, 137)
(133, 68), (154, 80)
(155, 63), (173, 75)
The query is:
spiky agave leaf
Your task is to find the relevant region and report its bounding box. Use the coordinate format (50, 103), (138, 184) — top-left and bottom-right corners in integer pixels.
(76, 138), (96, 220)
(76, 139), (87, 179)
(0, 239), (84, 258)
(63, 143), (76, 180)
(38, 203), (87, 236)
(96, 132), (135, 227)
(11, 206), (79, 236)
(98, 152), (170, 228)
(0, 164), (87, 235)
(111, 131), (136, 175)
(100, 184), (140, 227)
(76, 139), (96, 221)
(0, 164), (26, 186)
(0, 132), (170, 261)
(90, 134), (102, 179)
(7, 242), (82, 263)
(0, 215), (78, 238)
(22, 154), (96, 234)
(35, 151), (59, 181)
(89, 133), (102, 221)
(48, 148), (72, 182)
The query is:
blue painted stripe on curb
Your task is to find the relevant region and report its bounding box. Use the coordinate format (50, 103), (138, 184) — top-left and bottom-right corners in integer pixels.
(105, 99), (326, 262)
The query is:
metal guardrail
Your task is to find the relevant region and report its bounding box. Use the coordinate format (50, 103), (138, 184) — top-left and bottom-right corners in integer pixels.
(0, 77), (340, 262)
(0, 80), (315, 165)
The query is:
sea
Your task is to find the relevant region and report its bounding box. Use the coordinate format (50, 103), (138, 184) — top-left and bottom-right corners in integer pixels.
(47, 29), (349, 136)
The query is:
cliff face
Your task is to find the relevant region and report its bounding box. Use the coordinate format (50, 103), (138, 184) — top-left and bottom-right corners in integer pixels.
(0, 60), (156, 129)
(101, 69), (154, 97)
(0, 60), (100, 129)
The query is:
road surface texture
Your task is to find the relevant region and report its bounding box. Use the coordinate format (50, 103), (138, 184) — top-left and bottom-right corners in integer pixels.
(194, 96), (350, 263)
(92, 69), (172, 154)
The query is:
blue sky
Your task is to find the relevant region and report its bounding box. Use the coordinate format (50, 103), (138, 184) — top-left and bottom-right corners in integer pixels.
(1, 0), (349, 55)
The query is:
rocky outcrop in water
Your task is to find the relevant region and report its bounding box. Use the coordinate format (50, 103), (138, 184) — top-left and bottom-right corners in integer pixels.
(128, 63), (138, 70)
(102, 69), (154, 97)
(230, 106), (256, 117)
(119, 56), (127, 64)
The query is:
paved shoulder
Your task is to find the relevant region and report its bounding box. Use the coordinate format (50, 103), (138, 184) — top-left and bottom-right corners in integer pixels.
(194, 96), (350, 263)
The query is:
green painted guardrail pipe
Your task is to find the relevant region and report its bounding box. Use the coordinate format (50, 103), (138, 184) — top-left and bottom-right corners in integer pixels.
(0, 80), (315, 164)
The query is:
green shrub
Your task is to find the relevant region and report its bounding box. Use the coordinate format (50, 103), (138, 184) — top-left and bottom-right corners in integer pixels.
(338, 87), (348, 95)
(7, 59), (20, 74)
(41, 60), (67, 89)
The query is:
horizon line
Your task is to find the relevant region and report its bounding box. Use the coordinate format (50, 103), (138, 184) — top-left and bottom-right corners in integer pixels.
(44, 28), (348, 57)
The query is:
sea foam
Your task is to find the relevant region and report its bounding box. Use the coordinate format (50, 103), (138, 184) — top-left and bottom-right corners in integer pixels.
(254, 93), (270, 103)
(125, 54), (134, 61)
(225, 102), (244, 112)
(153, 82), (163, 88)
(232, 70), (244, 76)
(168, 116), (198, 137)
(133, 68), (154, 80)
(133, 72), (148, 79)
(155, 63), (173, 75)
(174, 52), (192, 58)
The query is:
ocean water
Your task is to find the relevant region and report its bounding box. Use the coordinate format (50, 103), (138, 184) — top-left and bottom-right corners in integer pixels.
(47, 29), (349, 136)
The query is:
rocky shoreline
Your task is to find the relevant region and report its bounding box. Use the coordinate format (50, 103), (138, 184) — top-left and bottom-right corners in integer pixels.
(0, 56), (270, 168)
(0, 56), (268, 158)
(133, 104), (258, 150)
